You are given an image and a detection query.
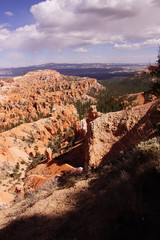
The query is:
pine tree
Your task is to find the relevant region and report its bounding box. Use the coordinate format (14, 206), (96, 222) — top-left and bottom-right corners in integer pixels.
(157, 46), (160, 67)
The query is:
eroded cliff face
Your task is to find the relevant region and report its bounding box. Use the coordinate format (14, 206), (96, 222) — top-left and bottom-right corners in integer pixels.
(0, 104), (80, 207)
(1, 98), (159, 207)
(0, 69), (103, 131)
(85, 99), (160, 170)
(0, 104), (78, 165)
(0, 69), (104, 207)
(0, 68), (159, 209)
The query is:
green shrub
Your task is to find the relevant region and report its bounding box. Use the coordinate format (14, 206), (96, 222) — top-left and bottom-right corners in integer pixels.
(57, 114), (62, 120)
(136, 137), (160, 167)
(74, 99), (92, 119)
(27, 152), (46, 170)
(58, 172), (78, 188)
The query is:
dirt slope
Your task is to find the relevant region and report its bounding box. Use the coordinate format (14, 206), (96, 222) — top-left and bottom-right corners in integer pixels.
(0, 147), (160, 240)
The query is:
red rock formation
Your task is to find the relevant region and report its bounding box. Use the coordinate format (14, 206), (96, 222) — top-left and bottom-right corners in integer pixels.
(85, 99), (160, 170)
(148, 64), (158, 71)
(24, 163), (76, 190)
(0, 69), (103, 131)
(46, 148), (52, 162)
(87, 105), (101, 130)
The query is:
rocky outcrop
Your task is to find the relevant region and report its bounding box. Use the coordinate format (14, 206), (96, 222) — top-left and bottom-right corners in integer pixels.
(24, 138), (85, 190)
(24, 163), (76, 191)
(85, 99), (160, 170)
(87, 105), (101, 129)
(1, 68), (159, 206)
(0, 70), (103, 131)
(0, 104), (80, 198)
(0, 69), (104, 199)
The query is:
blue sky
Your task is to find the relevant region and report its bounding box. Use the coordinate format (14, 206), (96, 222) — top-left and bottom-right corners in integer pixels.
(0, 0), (160, 67)
(0, 1), (40, 29)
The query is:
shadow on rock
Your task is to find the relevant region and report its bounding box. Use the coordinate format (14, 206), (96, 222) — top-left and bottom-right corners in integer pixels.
(1, 137), (160, 240)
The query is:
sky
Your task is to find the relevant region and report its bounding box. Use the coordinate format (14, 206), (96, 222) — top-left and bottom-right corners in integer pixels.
(0, 0), (160, 67)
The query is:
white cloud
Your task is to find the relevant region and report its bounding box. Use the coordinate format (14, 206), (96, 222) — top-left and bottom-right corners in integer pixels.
(114, 43), (141, 50)
(0, 23), (10, 29)
(0, 28), (10, 41)
(114, 38), (160, 50)
(143, 39), (160, 47)
(0, 0), (160, 55)
(5, 11), (14, 17)
(72, 47), (88, 52)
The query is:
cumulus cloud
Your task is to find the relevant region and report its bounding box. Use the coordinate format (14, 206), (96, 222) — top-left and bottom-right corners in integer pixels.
(0, 0), (160, 53)
(72, 47), (88, 52)
(114, 38), (160, 50)
(0, 23), (10, 29)
(4, 11), (14, 17)
(114, 43), (141, 50)
(153, 0), (160, 7)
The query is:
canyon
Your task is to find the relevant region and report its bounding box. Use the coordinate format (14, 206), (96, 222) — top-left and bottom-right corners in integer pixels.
(0, 68), (159, 240)
(0, 69), (104, 208)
